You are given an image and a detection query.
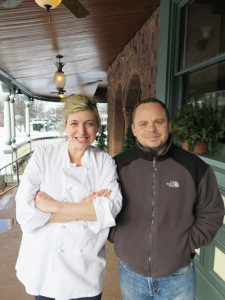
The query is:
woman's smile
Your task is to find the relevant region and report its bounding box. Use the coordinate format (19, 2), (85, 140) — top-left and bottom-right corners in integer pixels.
(75, 136), (89, 143)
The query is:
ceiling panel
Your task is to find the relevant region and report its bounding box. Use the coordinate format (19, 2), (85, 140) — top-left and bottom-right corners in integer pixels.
(0, 0), (160, 101)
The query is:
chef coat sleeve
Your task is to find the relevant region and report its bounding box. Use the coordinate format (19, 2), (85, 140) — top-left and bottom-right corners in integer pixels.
(87, 153), (122, 233)
(16, 149), (51, 233)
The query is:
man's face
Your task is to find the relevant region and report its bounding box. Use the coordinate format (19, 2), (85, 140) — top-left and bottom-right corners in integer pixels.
(132, 102), (171, 155)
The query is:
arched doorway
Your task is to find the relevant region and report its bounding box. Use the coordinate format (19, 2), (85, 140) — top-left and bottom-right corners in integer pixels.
(111, 85), (124, 156)
(124, 73), (141, 130)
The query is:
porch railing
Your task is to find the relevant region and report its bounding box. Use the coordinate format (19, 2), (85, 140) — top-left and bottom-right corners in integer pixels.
(0, 152), (33, 197)
(0, 135), (66, 198)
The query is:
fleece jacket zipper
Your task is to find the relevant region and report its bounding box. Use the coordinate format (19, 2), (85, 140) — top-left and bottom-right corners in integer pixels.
(148, 156), (157, 276)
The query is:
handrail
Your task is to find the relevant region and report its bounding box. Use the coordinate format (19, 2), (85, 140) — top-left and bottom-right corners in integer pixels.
(0, 151), (33, 170)
(0, 135), (66, 198)
(15, 135), (65, 160)
(0, 151), (33, 197)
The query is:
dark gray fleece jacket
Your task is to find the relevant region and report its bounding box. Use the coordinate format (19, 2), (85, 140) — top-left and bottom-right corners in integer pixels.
(109, 138), (224, 278)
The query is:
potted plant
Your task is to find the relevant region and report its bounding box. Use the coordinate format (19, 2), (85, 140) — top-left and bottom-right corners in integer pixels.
(96, 124), (107, 150)
(171, 102), (225, 155)
(121, 124), (135, 151)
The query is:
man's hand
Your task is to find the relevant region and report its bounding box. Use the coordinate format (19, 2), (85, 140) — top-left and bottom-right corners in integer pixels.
(35, 191), (58, 213)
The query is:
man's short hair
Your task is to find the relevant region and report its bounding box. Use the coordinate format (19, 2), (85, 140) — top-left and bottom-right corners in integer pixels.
(132, 98), (170, 124)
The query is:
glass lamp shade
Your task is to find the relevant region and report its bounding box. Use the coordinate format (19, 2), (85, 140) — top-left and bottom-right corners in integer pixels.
(59, 93), (66, 99)
(35, 0), (62, 9)
(54, 71), (66, 89)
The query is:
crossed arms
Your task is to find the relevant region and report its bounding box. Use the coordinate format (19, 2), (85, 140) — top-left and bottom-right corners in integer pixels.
(35, 189), (111, 223)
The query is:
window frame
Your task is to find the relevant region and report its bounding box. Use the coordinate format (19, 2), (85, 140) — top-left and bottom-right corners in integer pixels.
(157, 2), (225, 298)
(157, 0), (225, 113)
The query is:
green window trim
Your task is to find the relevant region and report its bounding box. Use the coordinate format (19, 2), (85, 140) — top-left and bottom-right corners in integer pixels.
(157, 3), (225, 298)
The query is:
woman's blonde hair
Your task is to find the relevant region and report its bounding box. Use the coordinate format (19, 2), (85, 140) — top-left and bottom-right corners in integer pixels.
(62, 94), (101, 128)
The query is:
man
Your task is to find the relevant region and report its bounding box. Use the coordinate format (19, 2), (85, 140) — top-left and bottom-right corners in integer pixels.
(109, 98), (224, 300)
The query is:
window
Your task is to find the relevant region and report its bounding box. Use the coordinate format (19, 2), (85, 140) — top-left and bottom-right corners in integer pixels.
(176, 0), (225, 108)
(184, 61), (225, 108)
(180, 0), (225, 70)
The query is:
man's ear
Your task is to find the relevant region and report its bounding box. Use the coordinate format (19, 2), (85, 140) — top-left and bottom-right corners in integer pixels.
(131, 124), (136, 137)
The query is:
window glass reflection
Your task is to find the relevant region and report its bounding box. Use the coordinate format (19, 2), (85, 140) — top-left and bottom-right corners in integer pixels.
(183, 61), (225, 108)
(180, 0), (225, 70)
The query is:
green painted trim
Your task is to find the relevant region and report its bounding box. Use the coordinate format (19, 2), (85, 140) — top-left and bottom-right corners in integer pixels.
(203, 245), (215, 272)
(156, 0), (171, 103)
(5, 140), (11, 146)
(200, 144), (225, 165)
(180, 0), (188, 5)
(156, 0), (185, 114)
(196, 267), (225, 300)
(195, 238), (225, 299)
(175, 52), (225, 76)
(0, 68), (61, 102)
(156, 1), (225, 299)
(198, 145), (225, 194)
(215, 227), (225, 246)
(3, 149), (13, 154)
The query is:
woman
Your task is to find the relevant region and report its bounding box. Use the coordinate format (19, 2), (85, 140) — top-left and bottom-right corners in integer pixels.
(15, 95), (122, 300)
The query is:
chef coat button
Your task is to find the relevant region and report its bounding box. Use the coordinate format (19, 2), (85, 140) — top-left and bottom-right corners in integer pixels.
(79, 248), (83, 253)
(58, 249), (64, 253)
(62, 225), (66, 229)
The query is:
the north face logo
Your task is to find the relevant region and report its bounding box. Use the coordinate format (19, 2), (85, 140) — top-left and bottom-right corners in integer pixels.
(166, 181), (180, 188)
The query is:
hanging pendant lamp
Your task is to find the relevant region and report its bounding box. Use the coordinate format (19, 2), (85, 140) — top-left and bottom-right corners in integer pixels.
(53, 55), (66, 98)
(35, 0), (62, 11)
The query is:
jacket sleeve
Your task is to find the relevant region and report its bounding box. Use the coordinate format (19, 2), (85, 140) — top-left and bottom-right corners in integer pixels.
(188, 166), (224, 252)
(16, 149), (51, 233)
(87, 153), (123, 233)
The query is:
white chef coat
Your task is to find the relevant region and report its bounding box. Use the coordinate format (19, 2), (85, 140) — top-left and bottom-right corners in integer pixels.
(15, 140), (122, 300)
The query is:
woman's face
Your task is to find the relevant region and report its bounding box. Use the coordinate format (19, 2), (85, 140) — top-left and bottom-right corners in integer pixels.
(65, 110), (99, 152)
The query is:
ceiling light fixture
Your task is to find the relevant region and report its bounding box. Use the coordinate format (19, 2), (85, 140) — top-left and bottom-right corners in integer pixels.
(35, 0), (62, 12)
(58, 90), (66, 99)
(54, 54), (66, 98)
(35, 0), (62, 22)
(196, 25), (212, 51)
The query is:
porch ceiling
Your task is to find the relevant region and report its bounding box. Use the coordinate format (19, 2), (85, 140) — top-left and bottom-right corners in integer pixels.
(0, 0), (160, 102)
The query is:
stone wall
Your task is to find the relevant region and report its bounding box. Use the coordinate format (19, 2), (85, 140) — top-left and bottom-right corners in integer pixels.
(107, 7), (160, 156)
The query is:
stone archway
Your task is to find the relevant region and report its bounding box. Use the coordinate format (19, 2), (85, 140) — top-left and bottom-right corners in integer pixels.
(110, 85), (124, 156)
(107, 9), (159, 156)
(123, 73), (141, 130)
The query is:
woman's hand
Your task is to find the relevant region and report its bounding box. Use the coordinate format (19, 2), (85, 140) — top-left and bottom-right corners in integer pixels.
(34, 189), (111, 221)
(83, 189), (111, 202)
(35, 191), (58, 213)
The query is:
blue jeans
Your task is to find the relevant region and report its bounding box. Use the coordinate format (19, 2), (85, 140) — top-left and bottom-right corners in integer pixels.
(35, 293), (101, 300)
(119, 259), (196, 300)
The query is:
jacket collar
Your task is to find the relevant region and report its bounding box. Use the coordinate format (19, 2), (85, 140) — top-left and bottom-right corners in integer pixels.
(65, 140), (90, 168)
(135, 134), (173, 161)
